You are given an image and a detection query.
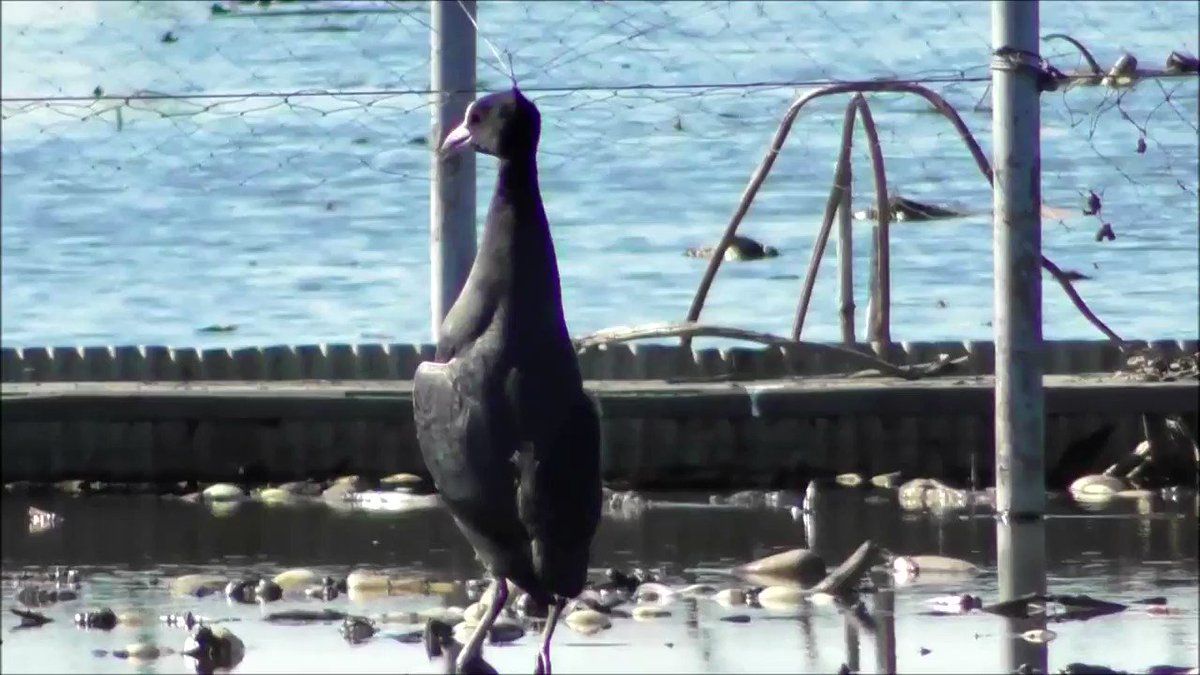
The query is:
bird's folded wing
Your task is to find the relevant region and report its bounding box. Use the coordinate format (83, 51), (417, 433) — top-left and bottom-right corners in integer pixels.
(413, 361), (533, 565)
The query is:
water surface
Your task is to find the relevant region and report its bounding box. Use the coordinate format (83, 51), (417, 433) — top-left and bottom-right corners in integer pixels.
(1, 490), (1196, 673)
(1, 1), (1197, 348)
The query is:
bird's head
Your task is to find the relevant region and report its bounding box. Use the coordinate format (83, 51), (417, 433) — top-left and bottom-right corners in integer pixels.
(440, 88), (541, 160)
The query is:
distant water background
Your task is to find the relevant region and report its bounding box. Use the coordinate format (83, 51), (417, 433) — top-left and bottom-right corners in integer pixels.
(2, 0), (1197, 349)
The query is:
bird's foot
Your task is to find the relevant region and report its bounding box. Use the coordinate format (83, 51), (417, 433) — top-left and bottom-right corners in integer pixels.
(534, 648), (551, 675)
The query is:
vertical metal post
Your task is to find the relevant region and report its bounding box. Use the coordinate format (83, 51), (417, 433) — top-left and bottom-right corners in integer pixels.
(837, 167), (855, 344)
(991, 0), (1044, 518)
(430, 0), (477, 339)
(998, 519), (1048, 673)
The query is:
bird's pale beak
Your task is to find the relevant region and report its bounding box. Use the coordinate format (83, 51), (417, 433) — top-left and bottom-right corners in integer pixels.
(439, 120), (474, 157)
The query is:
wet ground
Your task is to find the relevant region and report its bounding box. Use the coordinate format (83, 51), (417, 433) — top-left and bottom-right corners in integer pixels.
(1, 489), (1197, 674)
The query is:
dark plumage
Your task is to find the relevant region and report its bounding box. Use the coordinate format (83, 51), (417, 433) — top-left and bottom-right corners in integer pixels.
(413, 88), (601, 675)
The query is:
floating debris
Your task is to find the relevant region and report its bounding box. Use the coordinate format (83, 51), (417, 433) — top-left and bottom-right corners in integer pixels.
(182, 625), (244, 671)
(922, 594), (984, 615)
(273, 568), (321, 592)
(893, 555), (981, 584)
(713, 588), (747, 608)
(74, 608), (118, 630)
(756, 585), (805, 611)
(264, 608), (347, 624)
(113, 642), (164, 660)
(195, 324), (238, 333)
(1019, 628), (1058, 644)
(684, 235), (780, 262)
(631, 605), (672, 621)
(854, 195), (967, 222)
(10, 608), (52, 628)
(836, 473), (865, 488)
(201, 483), (246, 502)
(871, 471), (903, 489)
(27, 507), (61, 534)
(170, 574), (227, 598)
(341, 615), (377, 644)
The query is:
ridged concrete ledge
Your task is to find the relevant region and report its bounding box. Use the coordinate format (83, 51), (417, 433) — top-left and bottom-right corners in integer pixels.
(3, 339), (1196, 382)
(2, 375), (1195, 487)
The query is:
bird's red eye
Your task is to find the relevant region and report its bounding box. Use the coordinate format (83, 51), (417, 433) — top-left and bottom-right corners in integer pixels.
(468, 111), (481, 125)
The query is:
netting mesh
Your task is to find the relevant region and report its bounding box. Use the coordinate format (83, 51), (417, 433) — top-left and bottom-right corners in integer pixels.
(2, 1), (1196, 347)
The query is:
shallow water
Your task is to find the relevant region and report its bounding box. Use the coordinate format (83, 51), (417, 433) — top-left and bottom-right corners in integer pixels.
(1, 490), (1196, 674)
(1, 1), (1198, 349)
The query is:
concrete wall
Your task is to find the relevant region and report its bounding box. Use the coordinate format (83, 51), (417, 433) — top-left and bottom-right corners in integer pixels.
(3, 339), (1196, 383)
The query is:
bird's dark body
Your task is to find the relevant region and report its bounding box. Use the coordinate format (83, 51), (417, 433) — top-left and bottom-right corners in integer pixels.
(413, 91), (601, 609)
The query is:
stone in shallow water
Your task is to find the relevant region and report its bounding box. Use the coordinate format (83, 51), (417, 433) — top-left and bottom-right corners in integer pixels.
(564, 608), (611, 635)
(733, 548), (826, 587)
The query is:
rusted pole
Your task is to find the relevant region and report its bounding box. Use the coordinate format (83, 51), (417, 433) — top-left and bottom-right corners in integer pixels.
(837, 125), (856, 344)
(837, 185), (855, 344)
(857, 101), (890, 353)
(793, 101), (857, 341)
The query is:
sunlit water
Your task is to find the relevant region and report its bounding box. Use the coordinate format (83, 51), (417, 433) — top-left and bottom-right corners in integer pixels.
(1, 491), (1196, 674)
(1, 1), (1197, 349)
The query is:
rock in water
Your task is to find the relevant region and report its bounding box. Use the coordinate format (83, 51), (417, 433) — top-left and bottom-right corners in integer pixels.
(564, 608), (611, 635)
(201, 483), (245, 502)
(273, 569), (319, 591)
(733, 548), (827, 587)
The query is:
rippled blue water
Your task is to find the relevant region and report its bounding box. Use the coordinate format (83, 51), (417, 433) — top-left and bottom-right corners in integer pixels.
(2, 1), (1197, 349)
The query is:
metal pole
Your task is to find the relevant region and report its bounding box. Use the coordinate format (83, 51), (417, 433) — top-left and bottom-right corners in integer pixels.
(998, 519), (1048, 673)
(430, 0), (477, 339)
(837, 165), (855, 344)
(991, 0), (1044, 519)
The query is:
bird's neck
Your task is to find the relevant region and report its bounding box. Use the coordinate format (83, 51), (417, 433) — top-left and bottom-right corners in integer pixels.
(470, 157), (569, 344)
(477, 156), (562, 300)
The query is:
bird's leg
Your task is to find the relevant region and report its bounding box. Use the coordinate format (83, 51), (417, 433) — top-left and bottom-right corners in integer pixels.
(534, 597), (567, 675)
(456, 577), (508, 674)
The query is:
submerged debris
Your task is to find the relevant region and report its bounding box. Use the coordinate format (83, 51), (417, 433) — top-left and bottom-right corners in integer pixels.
(10, 608), (52, 628)
(182, 625), (245, 671)
(74, 608), (118, 630)
(853, 195), (967, 222)
(341, 615), (378, 644)
(27, 507), (61, 534)
(684, 235), (780, 261)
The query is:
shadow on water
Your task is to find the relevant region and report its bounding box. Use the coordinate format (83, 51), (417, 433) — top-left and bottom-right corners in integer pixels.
(0, 490), (1196, 673)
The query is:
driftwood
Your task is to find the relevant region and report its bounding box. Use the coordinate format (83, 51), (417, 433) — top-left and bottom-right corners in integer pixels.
(573, 322), (962, 380)
(810, 540), (882, 597)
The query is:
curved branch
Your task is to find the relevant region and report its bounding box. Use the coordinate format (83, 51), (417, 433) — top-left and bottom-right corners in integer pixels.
(575, 322), (940, 380)
(1039, 256), (1124, 343)
(684, 80), (1125, 346)
(1044, 33), (1104, 76)
(685, 81), (992, 327)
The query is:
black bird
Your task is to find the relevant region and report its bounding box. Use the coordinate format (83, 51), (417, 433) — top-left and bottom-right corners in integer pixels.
(413, 88), (602, 675)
